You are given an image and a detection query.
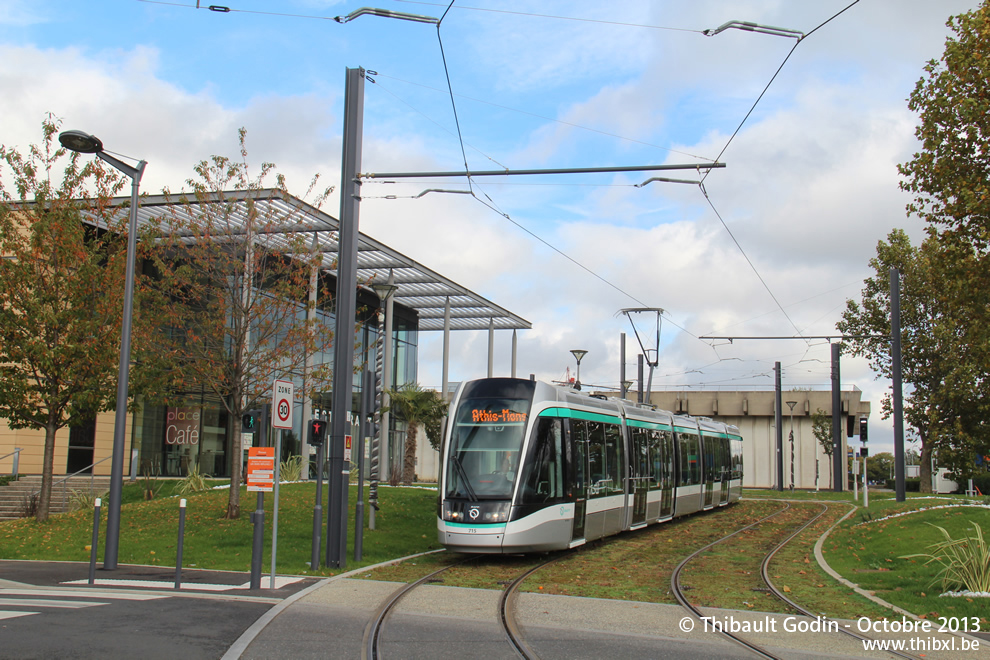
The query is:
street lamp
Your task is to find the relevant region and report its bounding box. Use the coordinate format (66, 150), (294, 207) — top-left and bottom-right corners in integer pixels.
(570, 349), (588, 391)
(621, 380), (633, 399)
(786, 401), (797, 491)
(59, 130), (146, 571)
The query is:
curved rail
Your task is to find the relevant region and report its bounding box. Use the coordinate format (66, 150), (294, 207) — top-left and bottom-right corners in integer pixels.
(499, 552), (576, 659)
(363, 557), (476, 660)
(671, 502), (791, 660)
(759, 503), (921, 660)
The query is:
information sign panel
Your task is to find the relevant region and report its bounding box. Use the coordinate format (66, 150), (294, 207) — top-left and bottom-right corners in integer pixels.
(247, 447), (275, 492)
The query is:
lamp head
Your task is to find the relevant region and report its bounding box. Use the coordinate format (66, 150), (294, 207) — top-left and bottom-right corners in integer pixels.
(371, 282), (398, 301)
(570, 349), (588, 363)
(59, 130), (103, 154)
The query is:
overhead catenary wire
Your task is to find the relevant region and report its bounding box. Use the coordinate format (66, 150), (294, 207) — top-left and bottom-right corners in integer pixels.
(139, 0), (861, 364)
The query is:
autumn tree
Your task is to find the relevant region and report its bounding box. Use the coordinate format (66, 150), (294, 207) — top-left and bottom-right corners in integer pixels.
(810, 408), (833, 489)
(0, 116), (131, 520)
(896, 0), (990, 474)
(141, 129), (333, 518)
(385, 383), (448, 485)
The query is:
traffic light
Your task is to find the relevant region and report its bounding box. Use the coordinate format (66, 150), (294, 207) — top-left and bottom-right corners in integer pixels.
(309, 419), (326, 446)
(242, 411), (259, 434)
(859, 417), (869, 442)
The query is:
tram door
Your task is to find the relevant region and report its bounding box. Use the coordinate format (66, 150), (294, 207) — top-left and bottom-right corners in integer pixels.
(702, 434), (715, 509)
(659, 430), (674, 518)
(630, 427), (649, 526)
(567, 420), (587, 542)
(719, 437), (730, 505)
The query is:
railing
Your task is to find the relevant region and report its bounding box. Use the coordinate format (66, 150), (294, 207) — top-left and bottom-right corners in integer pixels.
(1, 448), (22, 477)
(29, 456), (112, 512)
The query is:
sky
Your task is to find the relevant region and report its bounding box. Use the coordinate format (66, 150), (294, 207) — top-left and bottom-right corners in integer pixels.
(0, 0), (980, 457)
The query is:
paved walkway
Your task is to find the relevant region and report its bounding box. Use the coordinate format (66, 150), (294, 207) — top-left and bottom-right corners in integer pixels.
(231, 574), (990, 659)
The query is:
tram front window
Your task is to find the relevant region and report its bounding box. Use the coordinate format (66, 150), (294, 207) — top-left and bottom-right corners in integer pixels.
(445, 397), (530, 499)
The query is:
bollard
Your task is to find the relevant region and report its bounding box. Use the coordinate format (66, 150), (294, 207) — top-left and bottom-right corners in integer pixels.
(250, 500), (264, 589)
(88, 498), (102, 586)
(175, 499), (186, 590)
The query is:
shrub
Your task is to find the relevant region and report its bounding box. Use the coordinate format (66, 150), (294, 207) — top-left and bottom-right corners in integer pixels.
(885, 477), (921, 491)
(175, 464), (209, 494)
(901, 522), (990, 593)
(68, 488), (109, 512)
(279, 455), (304, 482)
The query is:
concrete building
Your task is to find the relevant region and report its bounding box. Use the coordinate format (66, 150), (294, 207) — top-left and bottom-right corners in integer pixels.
(643, 388), (871, 491)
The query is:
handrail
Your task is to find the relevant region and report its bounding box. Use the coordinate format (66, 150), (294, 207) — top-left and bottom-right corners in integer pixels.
(28, 456), (113, 510)
(1, 448), (23, 477)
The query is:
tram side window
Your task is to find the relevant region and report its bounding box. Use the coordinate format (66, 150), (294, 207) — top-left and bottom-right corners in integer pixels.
(632, 428), (652, 487)
(520, 418), (564, 505)
(678, 433), (701, 486)
(731, 438), (744, 479)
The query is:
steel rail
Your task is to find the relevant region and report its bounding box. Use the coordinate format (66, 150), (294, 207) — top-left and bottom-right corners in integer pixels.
(499, 552), (576, 659)
(671, 503), (792, 660)
(363, 555), (477, 660)
(759, 503), (921, 660)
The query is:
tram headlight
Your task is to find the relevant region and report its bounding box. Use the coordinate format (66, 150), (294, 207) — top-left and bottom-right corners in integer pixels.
(441, 501), (461, 521)
(483, 502), (511, 522)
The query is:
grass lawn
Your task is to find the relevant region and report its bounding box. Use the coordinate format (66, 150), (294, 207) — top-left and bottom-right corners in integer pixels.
(0, 481), (440, 576)
(3, 481), (988, 624)
(823, 494), (990, 623)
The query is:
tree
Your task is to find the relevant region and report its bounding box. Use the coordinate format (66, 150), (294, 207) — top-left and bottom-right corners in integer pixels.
(866, 451), (894, 486)
(837, 230), (964, 491)
(141, 129), (333, 518)
(811, 408), (833, 489)
(896, 0), (990, 477)
(0, 116), (131, 520)
(384, 383), (448, 485)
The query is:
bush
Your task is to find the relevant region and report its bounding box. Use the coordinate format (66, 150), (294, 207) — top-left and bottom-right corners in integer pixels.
(901, 522), (990, 593)
(279, 455), (304, 482)
(68, 488), (109, 512)
(885, 477), (921, 491)
(175, 464), (209, 494)
(954, 473), (990, 495)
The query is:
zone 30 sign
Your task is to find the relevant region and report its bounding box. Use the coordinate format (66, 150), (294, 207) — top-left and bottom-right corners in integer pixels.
(272, 379), (294, 430)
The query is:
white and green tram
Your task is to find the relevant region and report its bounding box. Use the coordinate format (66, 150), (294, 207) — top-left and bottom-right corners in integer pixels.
(438, 378), (744, 553)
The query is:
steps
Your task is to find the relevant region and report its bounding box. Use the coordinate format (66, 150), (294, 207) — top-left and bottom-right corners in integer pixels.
(0, 475), (112, 521)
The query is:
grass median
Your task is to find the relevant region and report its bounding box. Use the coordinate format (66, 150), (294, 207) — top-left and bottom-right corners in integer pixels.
(0, 481), (440, 576)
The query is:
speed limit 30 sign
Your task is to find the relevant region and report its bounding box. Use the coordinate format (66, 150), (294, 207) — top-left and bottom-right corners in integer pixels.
(272, 379), (294, 429)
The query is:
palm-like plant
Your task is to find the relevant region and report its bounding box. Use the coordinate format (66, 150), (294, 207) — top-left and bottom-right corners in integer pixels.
(385, 384), (448, 485)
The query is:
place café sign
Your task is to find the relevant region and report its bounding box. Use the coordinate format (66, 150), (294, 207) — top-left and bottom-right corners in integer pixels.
(166, 407), (200, 446)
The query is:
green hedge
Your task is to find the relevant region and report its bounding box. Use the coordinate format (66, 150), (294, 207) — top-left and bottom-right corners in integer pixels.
(885, 477), (921, 491)
(954, 473), (990, 495)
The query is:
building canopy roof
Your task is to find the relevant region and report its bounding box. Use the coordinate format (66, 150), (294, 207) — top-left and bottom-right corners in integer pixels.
(94, 188), (530, 332)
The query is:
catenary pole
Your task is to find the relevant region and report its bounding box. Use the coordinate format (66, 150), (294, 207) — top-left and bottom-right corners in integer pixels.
(891, 268), (905, 502)
(327, 67), (365, 568)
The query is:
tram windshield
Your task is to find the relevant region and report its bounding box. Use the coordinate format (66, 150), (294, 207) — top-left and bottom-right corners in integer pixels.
(445, 396), (531, 500)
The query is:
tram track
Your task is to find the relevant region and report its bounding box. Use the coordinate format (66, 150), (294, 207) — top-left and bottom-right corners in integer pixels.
(673, 499), (922, 660)
(759, 502), (921, 660)
(363, 551), (572, 660)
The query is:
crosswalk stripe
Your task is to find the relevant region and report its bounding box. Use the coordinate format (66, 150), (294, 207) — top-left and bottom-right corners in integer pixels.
(0, 598), (106, 609)
(1, 589), (164, 601)
(0, 611), (38, 620)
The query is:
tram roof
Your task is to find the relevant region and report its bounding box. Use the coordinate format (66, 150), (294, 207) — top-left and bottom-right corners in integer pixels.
(87, 188), (531, 332)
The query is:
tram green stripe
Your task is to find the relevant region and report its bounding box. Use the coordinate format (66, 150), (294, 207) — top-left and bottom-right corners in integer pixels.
(538, 407), (620, 424)
(445, 522), (507, 531)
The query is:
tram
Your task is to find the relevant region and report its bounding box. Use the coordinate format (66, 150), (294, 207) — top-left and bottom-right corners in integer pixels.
(437, 377), (743, 553)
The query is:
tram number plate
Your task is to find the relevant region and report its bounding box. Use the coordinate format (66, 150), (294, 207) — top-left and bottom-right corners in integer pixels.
(468, 528), (477, 534)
